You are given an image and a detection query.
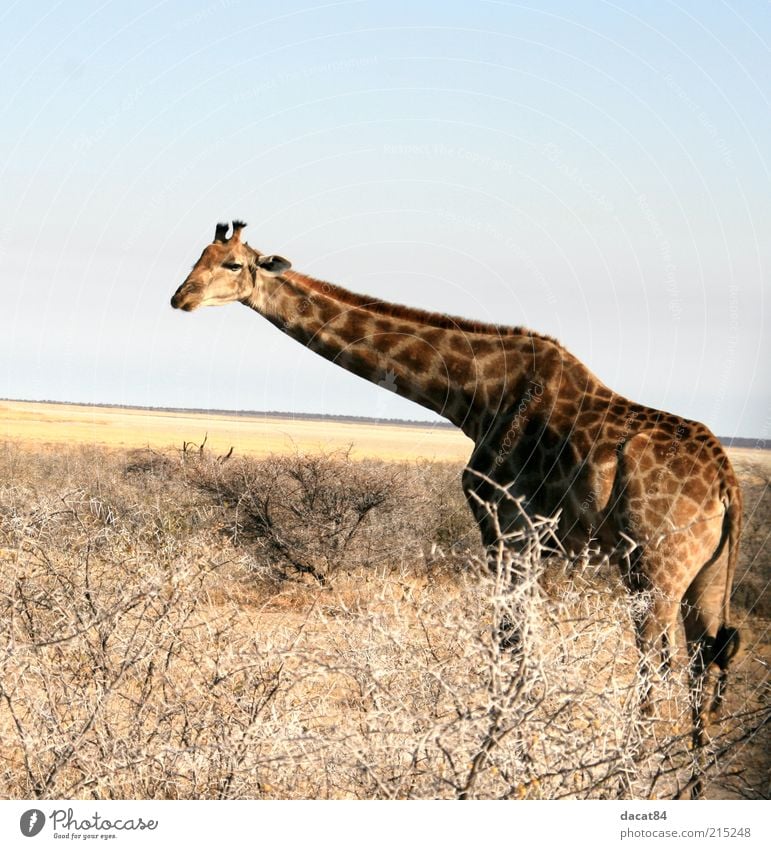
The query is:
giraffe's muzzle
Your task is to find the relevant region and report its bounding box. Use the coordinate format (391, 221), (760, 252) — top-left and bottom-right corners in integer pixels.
(170, 284), (200, 311)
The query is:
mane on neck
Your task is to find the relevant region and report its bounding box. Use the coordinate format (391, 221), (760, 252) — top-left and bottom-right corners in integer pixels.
(285, 271), (564, 347)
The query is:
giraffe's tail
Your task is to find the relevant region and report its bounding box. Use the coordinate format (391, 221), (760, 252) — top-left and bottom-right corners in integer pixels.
(713, 624), (740, 670)
(715, 487), (743, 669)
(708, 487), (742, 717)
(722, 483), (743, 629)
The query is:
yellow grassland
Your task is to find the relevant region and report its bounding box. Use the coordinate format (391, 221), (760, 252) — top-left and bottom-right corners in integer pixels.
(0, 399), (473, 462)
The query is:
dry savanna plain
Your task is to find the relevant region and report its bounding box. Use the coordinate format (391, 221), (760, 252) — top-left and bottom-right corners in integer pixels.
(0, 399), (768, 800)
(0, 400), (472, 462)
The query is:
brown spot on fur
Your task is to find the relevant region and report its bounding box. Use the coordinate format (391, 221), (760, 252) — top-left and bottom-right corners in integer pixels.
(401, 343), (427, 370)
(447, 333), (472, 355)
(471, 336), (503, 357)
(422, 327), (446, 348)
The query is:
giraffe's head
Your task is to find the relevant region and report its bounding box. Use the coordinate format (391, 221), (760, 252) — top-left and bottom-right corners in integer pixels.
(170, 221), (291, 312)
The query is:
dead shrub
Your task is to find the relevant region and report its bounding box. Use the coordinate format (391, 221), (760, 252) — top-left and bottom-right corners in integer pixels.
(0, 441), (766, 799)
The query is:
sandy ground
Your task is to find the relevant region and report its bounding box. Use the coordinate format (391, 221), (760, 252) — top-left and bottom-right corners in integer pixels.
(0, 400), (473, 462)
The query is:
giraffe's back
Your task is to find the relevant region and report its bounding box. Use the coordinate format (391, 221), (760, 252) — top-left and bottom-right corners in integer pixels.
(469, 337), (740, 575)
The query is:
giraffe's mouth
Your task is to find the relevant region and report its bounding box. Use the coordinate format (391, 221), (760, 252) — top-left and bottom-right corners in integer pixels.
(170, 287), (201, 311)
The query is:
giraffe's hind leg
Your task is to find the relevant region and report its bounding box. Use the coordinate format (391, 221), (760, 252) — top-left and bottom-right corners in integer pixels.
(680, 568), (732, 799)
(681, 554), (735, 725)
(628, 589), (681, 716)
(660, 626), (675, 680)
(680, 602), (713, 800)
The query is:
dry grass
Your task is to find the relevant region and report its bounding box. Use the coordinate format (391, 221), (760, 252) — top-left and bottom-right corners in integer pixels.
(0, 440), (768, 799)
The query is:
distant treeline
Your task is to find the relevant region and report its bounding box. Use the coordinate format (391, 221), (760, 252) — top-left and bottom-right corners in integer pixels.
(722, 436), (769, 450)
(3, 397), (767, 448)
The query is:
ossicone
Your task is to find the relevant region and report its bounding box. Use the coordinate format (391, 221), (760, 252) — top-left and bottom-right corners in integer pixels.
(231, 220), (247, 242)
(213, 220), (247, 243)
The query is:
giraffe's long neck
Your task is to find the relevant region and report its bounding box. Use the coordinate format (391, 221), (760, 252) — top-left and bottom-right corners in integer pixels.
(242, 269), (535, 439)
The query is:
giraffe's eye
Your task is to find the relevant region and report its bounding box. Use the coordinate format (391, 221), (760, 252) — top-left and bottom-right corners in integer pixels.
(223, 262), (243, 271)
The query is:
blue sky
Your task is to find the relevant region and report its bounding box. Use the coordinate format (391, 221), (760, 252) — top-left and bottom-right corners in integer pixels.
(1, 0), (768, 437)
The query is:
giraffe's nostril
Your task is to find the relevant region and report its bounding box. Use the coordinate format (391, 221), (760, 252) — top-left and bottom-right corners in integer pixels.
(171, 286), (196, 310)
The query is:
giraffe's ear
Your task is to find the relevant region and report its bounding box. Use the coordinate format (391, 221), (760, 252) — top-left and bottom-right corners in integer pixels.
(257, 255), (291, 276)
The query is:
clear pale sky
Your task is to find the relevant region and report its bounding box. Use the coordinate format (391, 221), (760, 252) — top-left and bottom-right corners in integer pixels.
(2, 1), (768, 438)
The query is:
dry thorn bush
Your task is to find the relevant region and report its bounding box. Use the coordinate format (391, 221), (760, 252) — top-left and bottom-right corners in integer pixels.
(0, 441), (767, 799)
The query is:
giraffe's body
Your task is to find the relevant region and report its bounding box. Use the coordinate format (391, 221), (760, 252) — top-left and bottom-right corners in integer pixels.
(171, 222), (742, 782)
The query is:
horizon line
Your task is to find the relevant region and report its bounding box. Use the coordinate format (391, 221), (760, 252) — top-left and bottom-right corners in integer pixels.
(1, 396), (768, 448)
(0, 396), (454, 430)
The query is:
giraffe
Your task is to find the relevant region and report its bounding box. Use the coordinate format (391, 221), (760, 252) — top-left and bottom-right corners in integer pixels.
(170, 221), (742, 780)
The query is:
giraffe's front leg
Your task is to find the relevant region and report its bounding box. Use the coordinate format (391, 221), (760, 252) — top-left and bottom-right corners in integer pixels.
(462, 465), (539, 656)
(479, 543), (524, 653)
